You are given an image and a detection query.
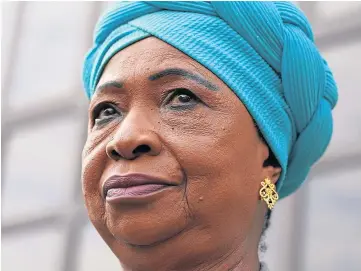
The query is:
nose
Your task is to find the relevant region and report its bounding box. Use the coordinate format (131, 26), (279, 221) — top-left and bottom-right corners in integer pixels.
(106, 112), (162, 161)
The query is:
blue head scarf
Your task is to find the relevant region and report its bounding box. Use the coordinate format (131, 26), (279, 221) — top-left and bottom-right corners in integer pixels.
(82, 1), (338, 199)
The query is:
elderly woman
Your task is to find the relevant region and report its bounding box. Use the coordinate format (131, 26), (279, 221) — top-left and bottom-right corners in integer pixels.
(82, 2), (338, 271)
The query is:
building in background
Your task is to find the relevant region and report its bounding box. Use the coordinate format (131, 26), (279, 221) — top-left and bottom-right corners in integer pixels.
(1, 2), (361, 271)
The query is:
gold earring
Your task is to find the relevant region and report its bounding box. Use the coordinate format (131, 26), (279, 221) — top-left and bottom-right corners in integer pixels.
(259, 178), (279, 210)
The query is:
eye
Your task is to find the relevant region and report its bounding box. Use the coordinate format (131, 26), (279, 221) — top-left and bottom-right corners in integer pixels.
(166, 88), (200, 109)
(92, 103), (120, 127)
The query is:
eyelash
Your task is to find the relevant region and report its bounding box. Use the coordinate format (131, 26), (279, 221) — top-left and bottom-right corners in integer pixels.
(163, 88), (200, 107)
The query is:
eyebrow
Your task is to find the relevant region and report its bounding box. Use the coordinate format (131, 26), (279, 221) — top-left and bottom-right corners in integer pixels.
(148, 68), (219, 91)
(95, 68), (220, 94)
(96, 81), (123, 94)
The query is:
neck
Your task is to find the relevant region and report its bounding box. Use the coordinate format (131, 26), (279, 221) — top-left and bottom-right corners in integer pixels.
(190, 240), (261, 271)
(121, 239), (261, 271)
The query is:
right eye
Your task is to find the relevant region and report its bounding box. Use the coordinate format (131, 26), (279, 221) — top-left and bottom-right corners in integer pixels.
(92, 103), (120, 127)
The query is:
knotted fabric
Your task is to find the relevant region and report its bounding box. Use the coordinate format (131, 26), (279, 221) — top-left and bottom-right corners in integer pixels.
(83, 1), (338, 199)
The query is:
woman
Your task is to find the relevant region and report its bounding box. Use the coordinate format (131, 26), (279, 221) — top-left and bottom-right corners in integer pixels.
(82, 2), (338, 270)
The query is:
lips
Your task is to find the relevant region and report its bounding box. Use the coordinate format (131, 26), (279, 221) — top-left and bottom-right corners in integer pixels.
(102, 173), (176, 201)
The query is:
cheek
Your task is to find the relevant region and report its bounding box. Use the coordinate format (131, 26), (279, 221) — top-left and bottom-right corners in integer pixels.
(165, 109), (262, 232)
(81, 136), (109, 227)
(164, 108), (261, 189)
(82, 122), (118, 200)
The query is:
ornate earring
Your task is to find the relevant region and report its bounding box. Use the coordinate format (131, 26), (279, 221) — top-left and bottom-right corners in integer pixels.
(259, 178), (279, 210)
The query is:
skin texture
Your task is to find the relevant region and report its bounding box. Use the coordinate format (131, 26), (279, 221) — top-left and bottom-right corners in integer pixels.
(82, 37), (281, 271)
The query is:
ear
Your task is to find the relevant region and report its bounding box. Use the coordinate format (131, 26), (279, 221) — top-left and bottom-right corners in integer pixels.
(262, 165), (282, 185)
(258, 140), (282, 185)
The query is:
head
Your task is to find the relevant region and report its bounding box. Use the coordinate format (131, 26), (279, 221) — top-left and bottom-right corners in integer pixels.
(83, 36), (281, 270)
(81, 2), (338, 271)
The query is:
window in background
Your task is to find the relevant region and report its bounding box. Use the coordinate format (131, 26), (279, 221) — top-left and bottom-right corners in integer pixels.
(77, 222), (120, 271)
(2, 116), (82, 223)
(7, 2), (94, 111)
(1, 228), (65, 271)
(303, 168), (361, 271)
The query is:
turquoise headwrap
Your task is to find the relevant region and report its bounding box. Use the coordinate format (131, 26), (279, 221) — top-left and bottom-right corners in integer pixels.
(82, 1), (338, 199)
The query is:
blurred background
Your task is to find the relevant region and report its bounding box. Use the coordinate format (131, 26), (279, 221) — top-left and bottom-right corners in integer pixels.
(1, 1), (361, 271)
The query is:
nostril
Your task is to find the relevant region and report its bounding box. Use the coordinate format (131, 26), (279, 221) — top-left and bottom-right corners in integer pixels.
(133, 144), (151, 155)
(111, 150), (121, 159)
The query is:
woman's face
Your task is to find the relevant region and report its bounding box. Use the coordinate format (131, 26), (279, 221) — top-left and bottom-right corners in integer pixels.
(82, 37), (277, 270)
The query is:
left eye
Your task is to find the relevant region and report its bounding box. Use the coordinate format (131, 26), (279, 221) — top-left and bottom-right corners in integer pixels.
(166, 88), (200, 108)
(98, 107), (116, 119)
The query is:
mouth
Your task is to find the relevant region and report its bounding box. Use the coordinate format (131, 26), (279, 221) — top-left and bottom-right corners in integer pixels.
(102, 173), (177, 203)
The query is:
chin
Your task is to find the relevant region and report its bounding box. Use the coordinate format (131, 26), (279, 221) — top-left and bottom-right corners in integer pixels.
(100, 189), (190, 247)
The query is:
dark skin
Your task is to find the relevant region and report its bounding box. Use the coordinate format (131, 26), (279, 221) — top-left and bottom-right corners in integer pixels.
(82, 37), (281, 271)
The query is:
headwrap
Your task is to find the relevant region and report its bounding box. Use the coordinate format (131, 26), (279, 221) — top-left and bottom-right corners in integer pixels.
(82, 1), (338, 199)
